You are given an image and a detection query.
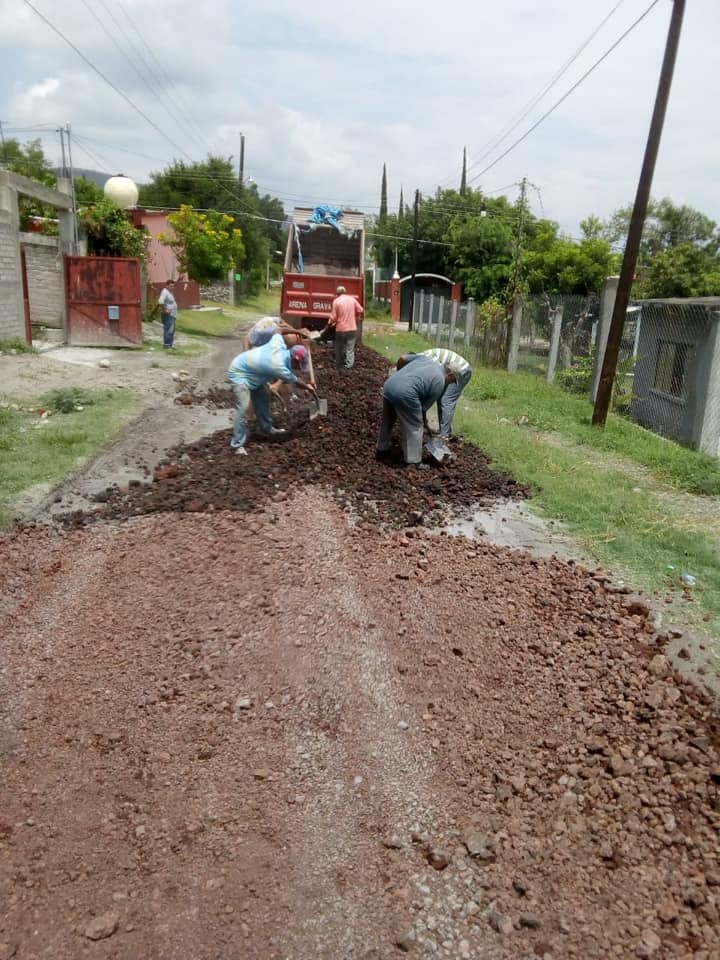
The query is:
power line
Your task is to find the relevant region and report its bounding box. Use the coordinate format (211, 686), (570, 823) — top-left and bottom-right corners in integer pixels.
(444, 0), (628, 188)
(467, 0), (662, 186)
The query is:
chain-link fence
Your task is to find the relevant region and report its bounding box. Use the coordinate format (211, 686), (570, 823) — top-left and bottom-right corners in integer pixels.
(515, 294), (599, 379)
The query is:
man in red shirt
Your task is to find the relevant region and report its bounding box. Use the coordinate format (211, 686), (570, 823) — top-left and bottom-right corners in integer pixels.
(328, 285), (363, 371)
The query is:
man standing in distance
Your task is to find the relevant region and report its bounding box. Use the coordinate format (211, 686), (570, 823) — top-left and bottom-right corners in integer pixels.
(328, 285), (363, 371)
(158, 279), (178, 350)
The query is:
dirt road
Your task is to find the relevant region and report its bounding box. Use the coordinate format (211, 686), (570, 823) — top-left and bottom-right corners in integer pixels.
(1, 346), (719, 960)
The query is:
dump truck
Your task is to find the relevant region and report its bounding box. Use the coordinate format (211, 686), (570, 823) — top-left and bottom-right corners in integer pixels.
(281, 206), (365, 332)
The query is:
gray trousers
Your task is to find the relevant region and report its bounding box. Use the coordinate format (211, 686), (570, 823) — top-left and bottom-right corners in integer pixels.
(437, 365), (472, 437)
(376, 398), (424, 464)
(335, 331), (357, 370)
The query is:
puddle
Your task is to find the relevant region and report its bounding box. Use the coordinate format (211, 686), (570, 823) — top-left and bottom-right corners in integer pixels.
(436, 500), (586, 562)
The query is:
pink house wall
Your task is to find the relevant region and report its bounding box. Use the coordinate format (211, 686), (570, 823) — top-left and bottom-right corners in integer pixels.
(132, 210), (185, 284)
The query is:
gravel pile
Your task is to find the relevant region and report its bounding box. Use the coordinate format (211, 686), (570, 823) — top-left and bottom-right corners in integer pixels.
(62, 344), (524, 529)
(1, 494), (718, 958)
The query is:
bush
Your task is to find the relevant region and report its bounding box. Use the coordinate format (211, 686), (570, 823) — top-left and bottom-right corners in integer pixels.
(0, 337), (37, 354)
(556, 354), (594, 395)
(39, 388), (98, 414)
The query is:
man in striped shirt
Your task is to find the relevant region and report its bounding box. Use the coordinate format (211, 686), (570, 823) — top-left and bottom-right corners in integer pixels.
(227, 334), (315, 455)
(397, 347), (472, 440)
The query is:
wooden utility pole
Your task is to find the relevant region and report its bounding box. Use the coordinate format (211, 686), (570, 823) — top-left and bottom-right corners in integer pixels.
(592, 0), (686, 426)
(238, 132), (245, 186)
(409, 188), (420, 330)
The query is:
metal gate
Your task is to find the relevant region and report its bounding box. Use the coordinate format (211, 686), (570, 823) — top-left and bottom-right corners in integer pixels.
(66, 256), (143, 347)
(20, 247), (32, 344)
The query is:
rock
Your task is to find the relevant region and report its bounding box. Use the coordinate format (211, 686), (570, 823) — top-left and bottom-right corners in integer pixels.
(153, 464), (179, 481)
(519, 913), (541, 929)
(395, 928), (416, 952)
(98, 359), (111, 369)
(0, 944), (17, 960)
(83, 910), (120, 941)
(488, 910), (514, 936)
(426, 847), (451, 871)
(382, 836), (404, 850)
(458, 940), (471, 958)
(463, 829), (495, 861)
(252, 768), (271, 781)
(235, 696), (252, 710)
(657, 899), (679, 923)
(639, 929), (662, 954)
(465, 901), (480, 916)
(398, 720), (410, 731)
(649, 655), (670, 678)
(608, 754), (631, 777)
(513, 878), (529, 896)
(423, 654), (441, 667)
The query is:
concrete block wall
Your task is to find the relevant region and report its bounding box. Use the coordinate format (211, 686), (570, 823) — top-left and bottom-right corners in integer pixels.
(20, 232), (63, 330)
(0, 210), (24, 342)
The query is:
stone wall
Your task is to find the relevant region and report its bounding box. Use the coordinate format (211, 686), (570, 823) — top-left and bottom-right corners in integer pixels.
(200, 282), (230, 304)
(20, 233), (63, 331)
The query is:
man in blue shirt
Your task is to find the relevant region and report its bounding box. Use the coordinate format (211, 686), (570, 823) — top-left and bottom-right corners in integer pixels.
(376, 355), (459, 468)
(227, 334), (315, 455)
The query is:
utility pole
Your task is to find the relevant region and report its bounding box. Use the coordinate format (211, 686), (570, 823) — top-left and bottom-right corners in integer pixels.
(65, 123), (79, 253)
(593, 0), (686, 427)
(238, 132), (245, 187)
(511, 176), (528, 295)
(409, 188), (420, 331)
(0, 120), (6, 166)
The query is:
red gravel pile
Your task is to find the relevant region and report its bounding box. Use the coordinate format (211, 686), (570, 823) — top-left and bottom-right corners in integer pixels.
(1, 495), (718, 958)
(67, 344), (523, 528)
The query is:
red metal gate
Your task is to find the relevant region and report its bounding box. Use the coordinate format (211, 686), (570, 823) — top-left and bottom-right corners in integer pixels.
(20, 247), (32, 345)
(66, 256), (143, 347)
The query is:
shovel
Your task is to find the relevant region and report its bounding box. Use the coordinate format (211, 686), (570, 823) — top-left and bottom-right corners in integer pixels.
(308, 387), (328, 420)
(306, 352), (327, 420)
(424, 437), (452, 463)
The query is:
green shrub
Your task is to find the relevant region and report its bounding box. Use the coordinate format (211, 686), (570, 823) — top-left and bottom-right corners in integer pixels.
(39, 388), (98, 414)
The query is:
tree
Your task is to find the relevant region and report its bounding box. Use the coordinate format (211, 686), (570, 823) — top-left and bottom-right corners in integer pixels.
(159, 205), (245, 284)
(79, 197), (147, 259)
(74, 176), (104, 206)
(379, 163), (388, 222)
(1, 137), (58, 231)
(524, 221), (619, 296)
(398, 185), (404, 221)
(140, 156), (283, 294)
(636, 244), (720, 298)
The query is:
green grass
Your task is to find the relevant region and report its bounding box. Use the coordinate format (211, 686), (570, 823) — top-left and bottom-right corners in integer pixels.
(365, 328), (720, 627)
(0, 388), (138, 528)
(0, 337), (37, 355)
(140, 335), (209, 359)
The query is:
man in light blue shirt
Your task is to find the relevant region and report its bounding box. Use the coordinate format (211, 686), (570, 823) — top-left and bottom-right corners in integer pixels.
(227, 334), (315, 455)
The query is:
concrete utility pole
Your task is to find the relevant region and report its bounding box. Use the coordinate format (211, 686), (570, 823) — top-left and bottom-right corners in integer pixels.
(409, 188), (420, 331)
(238, 132), (245, 187)
(592, 0), (686, 427)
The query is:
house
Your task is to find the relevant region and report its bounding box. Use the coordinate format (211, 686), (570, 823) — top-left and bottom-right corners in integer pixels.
(130, 208), (199, 309)
(630, 298), (720, 457)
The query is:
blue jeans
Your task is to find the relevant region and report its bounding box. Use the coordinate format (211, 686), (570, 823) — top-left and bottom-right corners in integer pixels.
(162, 312), (176, 348)
(231, 383), (273, 448)
(437, 366), (472, 437)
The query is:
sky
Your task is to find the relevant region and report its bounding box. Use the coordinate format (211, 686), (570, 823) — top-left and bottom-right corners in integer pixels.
(1, 0), (719, 237)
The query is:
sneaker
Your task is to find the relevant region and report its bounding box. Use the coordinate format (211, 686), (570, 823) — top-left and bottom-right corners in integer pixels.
(234, 446), (248, 456)
(269, 427), (287, 436)
(406, 462), (430, 471)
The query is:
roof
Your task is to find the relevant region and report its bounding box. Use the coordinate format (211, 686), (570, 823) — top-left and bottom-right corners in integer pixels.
(639, 297), (720, 307)
(291, 207), (365, 231)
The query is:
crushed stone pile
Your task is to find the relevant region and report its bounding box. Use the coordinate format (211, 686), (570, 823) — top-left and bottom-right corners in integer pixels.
(62, 344), (524, 529)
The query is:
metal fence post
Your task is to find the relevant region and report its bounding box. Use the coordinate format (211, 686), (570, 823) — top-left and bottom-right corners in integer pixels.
(435, 298), (445, 346)
(448, 299), (458, 349)
(591, 276), (619, 401)
(546, 304), (564, 383)
(463, 299), (472, 351)
(507, 296), (522, 373)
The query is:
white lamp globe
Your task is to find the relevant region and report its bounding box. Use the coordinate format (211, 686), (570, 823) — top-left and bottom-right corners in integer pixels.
(104, 174), (139, 209)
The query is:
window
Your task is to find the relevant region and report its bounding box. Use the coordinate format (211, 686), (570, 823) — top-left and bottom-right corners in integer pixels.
(653, 340), (689, 399)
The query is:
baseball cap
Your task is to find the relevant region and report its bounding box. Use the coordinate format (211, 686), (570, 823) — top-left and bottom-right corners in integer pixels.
(290, 344), (309, 369)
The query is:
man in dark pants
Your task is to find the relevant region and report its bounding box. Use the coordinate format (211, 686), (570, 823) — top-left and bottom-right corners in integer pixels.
(376, 355), (459, 469)
(158, 279), (178, 349)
